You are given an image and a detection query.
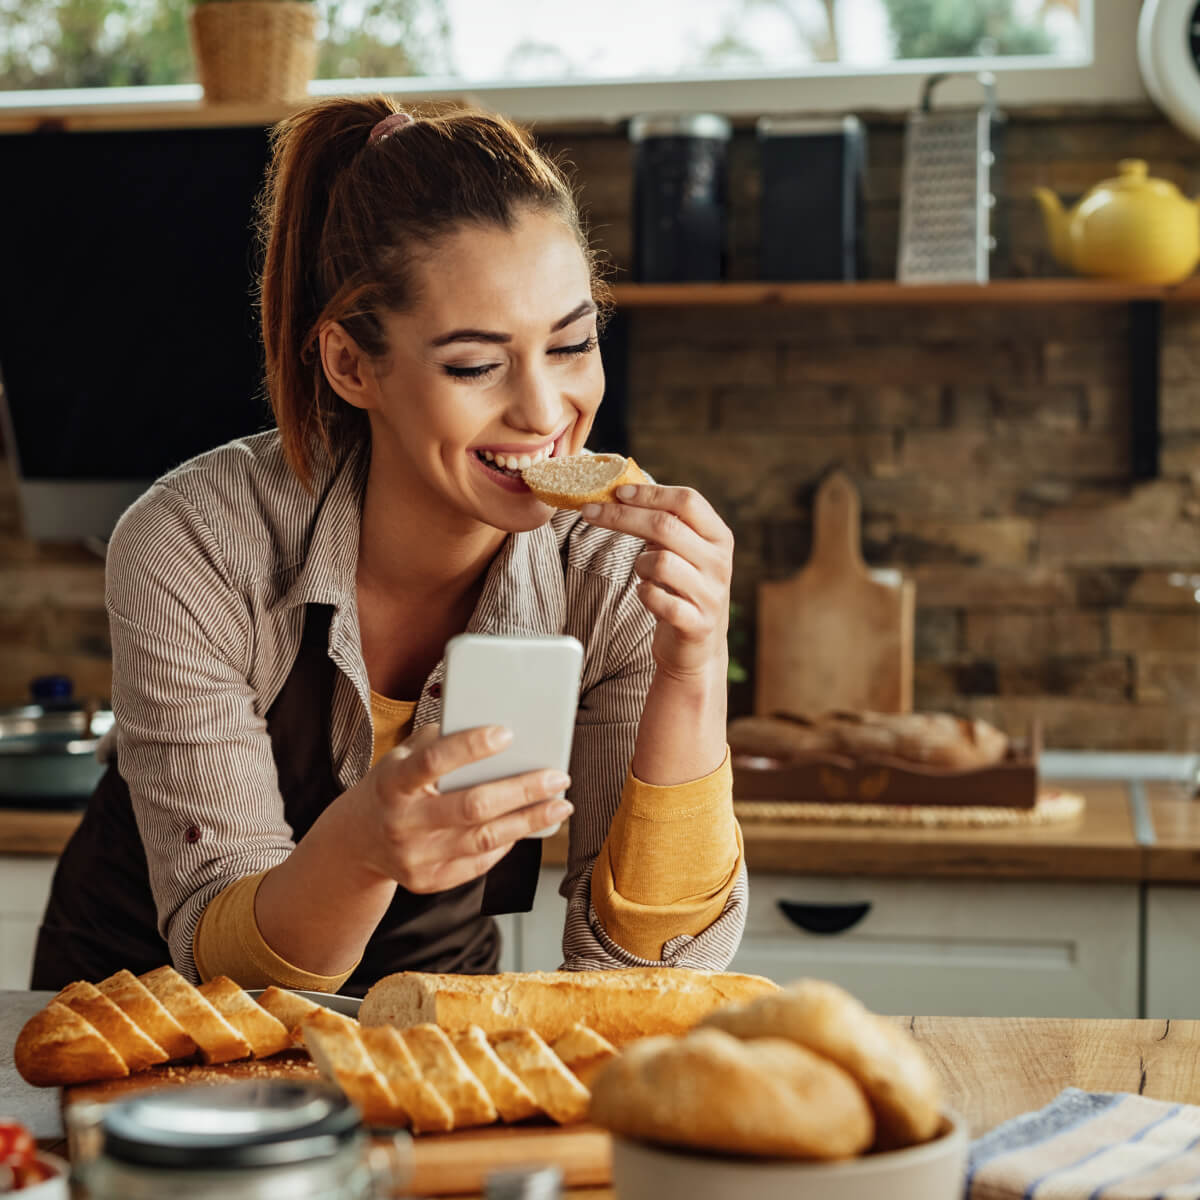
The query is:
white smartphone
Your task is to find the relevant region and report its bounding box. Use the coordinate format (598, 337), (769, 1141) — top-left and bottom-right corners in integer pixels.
(436, 633), (584, 838)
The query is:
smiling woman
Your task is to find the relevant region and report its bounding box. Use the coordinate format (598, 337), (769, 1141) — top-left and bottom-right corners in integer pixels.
(30, 97), (746, 997)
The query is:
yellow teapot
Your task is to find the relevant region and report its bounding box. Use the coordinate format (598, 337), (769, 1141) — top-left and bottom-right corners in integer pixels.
(1032, 159), (1200, 285)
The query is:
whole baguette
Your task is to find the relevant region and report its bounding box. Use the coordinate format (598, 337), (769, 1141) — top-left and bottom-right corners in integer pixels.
(360, 968), (780, 1045)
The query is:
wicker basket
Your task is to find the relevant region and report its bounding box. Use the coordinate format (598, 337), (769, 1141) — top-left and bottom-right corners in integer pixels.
(189, 1), (318, 104)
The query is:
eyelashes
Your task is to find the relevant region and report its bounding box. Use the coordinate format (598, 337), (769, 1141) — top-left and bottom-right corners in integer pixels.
(443, 335), (599, 381)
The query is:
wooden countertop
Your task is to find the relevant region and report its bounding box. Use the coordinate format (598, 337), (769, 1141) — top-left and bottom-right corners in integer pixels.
(21, 1010), (1200, 1198)
(7, 778), (1200, 882)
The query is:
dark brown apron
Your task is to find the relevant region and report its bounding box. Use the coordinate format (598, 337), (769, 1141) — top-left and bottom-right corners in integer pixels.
(31, 604), (541, 996)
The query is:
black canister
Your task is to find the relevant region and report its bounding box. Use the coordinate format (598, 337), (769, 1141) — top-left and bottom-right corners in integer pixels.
(629, 114), (731, 282)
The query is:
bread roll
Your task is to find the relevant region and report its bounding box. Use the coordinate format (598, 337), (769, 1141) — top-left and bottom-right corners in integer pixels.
(699, 978), (942, 1148)
(589, 1027), (874, 1159)
(360, 968), (779, 1045)
(521, 453), (646, 510)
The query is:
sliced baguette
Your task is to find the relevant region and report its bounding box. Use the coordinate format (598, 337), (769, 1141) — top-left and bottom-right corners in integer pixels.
(489, 1029), (590, 1125)
(56, 980), (167, 1073)
(14, 1001), (128, 1087)
(361, 968), (780, 1045)
(551, 1022), (618, 1089)
(97, 969), (197, 1061)
(198, 976), (293, 1059)
(302, 1009), (404, 1126)
(451, 1025), (540, 1124)
(140, 966), (251, 1065)
(401, 1024), (498, 1129)
(360, 1025), (455, 1134)
(521, 453), (646, 510)
(256, 986), (324, 1047)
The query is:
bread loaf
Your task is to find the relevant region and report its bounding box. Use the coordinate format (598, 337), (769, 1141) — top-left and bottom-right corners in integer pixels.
(521, 453), (646, 510)
(360, 968), (779, 1044)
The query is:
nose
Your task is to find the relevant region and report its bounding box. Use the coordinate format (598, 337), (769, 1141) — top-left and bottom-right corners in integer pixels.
(506, 358), (563, 436)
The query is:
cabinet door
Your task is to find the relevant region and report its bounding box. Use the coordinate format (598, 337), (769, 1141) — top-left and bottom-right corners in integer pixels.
(0, 856), (56, 989)
(1145, 886), (1200, 1017)
(521, 867), (569, 972)
(731, 874), (1139, 1018)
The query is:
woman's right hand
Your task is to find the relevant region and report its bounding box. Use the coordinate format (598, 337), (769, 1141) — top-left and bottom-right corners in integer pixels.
(353, 724), (572, 893)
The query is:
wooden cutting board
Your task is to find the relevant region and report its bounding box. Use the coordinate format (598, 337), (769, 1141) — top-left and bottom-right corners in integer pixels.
(62, 1056), (612, 1196)
(756, 470), (915, 718)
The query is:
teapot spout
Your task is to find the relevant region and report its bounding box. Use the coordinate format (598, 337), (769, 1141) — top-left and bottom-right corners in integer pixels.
(1032, 187), (1072, 270)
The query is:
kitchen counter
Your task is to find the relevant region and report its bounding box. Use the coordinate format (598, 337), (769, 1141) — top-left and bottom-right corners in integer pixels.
(4, 986), (1197, 1198)
(7, 776), (1200, 881)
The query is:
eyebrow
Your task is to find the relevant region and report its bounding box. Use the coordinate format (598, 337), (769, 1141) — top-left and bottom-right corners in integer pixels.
(428, 299), (598, 348)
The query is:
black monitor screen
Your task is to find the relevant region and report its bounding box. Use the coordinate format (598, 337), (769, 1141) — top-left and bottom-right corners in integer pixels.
(0, 125), (275, 484)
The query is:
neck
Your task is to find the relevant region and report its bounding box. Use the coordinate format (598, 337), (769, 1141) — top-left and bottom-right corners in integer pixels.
(356, 445), (507, 604)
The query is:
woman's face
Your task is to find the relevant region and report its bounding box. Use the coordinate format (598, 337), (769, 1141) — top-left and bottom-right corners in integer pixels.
(361, 207), (604, 534)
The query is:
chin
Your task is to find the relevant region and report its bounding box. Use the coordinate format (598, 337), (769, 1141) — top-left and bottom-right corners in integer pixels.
(480, 500), (556, 535)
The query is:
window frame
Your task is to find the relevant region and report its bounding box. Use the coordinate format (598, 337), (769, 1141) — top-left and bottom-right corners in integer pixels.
(0, 0), (1144, 121)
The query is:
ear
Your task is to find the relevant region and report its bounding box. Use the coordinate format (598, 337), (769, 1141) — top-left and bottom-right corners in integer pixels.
(319, 322), (376, 411)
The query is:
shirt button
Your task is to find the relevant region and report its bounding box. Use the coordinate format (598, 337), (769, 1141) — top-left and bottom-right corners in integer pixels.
(184, 825), (201, 844)
(429, 682), (442, 699)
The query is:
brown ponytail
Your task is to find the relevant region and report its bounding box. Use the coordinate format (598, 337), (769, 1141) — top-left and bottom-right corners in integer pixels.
(256, 97), (608, 489)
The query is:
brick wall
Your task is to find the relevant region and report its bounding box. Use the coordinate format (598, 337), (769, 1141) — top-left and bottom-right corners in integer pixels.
(2, 104), (1199, 749)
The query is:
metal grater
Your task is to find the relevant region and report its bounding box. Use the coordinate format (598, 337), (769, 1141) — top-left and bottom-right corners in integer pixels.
(898, 72), (1003, 284)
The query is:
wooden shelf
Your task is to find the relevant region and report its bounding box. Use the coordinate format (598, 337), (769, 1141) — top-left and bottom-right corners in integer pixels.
(610, 278), (1200, 307)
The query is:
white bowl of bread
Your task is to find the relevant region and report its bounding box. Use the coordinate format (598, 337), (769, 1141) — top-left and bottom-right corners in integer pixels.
(589, 979), (967, 1200)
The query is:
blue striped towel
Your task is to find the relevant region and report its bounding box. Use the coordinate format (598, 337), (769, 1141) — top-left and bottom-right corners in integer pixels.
(967, 1089), (1200, 1199)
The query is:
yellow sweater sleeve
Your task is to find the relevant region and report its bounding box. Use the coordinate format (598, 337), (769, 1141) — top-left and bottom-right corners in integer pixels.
(193, 871), (359, 992)
(193, 690), (416, 989)
(590, 748), (743, 961)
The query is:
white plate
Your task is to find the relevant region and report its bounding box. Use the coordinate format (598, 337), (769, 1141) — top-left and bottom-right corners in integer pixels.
(611, 1109), (967, 1200)
(245, 988), (361, 1018)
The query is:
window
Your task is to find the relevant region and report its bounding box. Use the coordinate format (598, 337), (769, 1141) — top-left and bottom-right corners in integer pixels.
(0, 0), (1144, 118)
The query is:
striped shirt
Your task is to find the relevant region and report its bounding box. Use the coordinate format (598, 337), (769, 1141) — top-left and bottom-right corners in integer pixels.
(105, 430), (747, 980)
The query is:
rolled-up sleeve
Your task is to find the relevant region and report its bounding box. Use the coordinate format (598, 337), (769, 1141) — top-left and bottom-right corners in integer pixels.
(559, 554), (747, 971)
(106, 486), (294, 982)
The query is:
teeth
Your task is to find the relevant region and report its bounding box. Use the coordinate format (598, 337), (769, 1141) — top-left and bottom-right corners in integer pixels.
(518, 455), (531, 469)
(483, 450), (494, 461)
(477, 445), (553, 473)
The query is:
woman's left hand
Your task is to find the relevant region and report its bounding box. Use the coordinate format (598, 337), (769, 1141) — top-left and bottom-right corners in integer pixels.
(581, 483), (733, 680)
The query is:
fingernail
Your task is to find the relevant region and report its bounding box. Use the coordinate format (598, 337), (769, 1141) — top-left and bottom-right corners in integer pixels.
(546, 771), (571, 791)
(488, 726), (513, 749)
(615, 485), (636, 499)
(550, 800), (574, 820)
(580, 503), (600, 520)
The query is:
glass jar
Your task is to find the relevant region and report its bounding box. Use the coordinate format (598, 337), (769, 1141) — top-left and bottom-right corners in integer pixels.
(68, 1079), (410, 1200)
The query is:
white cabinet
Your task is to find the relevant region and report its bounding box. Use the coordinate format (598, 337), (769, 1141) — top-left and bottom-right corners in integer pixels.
(519, 867), (1141, 1019)
(730, 874), (1140, 1018)
(1144, 885), (1200, 1017)
(0, 856), (56, 989)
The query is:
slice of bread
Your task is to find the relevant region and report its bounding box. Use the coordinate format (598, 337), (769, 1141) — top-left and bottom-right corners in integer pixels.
(551, 1022), (618, 1089)
(521, 453), (646, 510)
(360, 1025), (455, 1134)
(489, 1028), (590, 1125)
(97, 969), (197, 1061)
(401, 1024), (498, 1129)
(255, 986), (324, 1047)
(14, 1001), (129, 1087)
(451, 1025), (540, 1123)
(56, 980), (167, 1073)
(197, 977), (293, 1059)
(139, 966), (251, 1065)
(302, 1009), (404, 1127)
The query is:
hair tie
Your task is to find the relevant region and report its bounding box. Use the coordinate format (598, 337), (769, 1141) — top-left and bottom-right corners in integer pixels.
(369, 111), (414, 145)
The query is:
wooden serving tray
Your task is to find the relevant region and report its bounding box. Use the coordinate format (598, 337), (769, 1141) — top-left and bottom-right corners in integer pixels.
(733, 725), (1041, 810)
(61, 1055), (612, 1196)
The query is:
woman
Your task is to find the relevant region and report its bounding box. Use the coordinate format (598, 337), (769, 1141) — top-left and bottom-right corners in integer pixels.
(32, 98), (745, 996)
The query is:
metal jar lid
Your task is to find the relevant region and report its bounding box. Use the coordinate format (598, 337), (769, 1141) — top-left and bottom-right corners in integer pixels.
(99, 1080), (362, 1170)
(629, 113), (731, 142)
